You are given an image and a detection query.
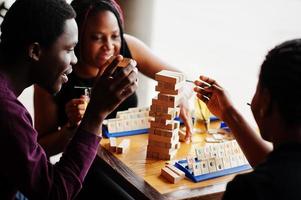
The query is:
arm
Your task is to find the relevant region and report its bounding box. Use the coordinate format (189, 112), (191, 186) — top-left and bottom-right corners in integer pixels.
(5, 56), (138, 199)
(125, 34), (176, 79)
(194, 75), (272, 167)
(34, 85), (79, 156)
(125, 34), (193, 141)
(0, 95), (100, 199)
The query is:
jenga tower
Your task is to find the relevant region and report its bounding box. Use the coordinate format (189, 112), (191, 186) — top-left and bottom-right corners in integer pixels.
(146, 70), (185, 160)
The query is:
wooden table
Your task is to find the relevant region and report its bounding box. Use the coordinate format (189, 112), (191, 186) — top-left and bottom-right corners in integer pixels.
(97, 123), (248, 200)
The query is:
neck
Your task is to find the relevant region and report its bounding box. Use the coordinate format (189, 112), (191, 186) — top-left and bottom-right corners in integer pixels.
(0, 62), (31, 97)
(273, 125), (301, 148)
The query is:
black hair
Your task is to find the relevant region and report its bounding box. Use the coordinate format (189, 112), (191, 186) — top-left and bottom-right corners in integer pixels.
(260, 39), (301, 125)
(70, 0), (125, 59)
(0, 0), (76, 64)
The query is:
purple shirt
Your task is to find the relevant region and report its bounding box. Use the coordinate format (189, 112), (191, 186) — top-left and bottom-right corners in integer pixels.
(0, 73), (101, 199)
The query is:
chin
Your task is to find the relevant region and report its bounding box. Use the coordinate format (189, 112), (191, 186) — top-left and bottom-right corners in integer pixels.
(50, 81), (63, 95)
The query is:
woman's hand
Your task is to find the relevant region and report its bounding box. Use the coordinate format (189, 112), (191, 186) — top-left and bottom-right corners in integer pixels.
(179, 104), (193, 143)
(65, 95), (89, 126)
(194, 75), (234, 121)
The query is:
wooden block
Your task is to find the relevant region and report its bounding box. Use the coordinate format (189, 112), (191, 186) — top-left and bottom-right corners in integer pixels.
(155, 70), (185, 84)
(109, 137), (117, 152)
(107, 119), (117, 133)
(222, 156), (231, 169)
(116, 119), (124, 132)
(200, 160), (209, 174)
(215, 157), (224, 171)
(158, 149), (177, 160)
(118, 58), (131, 67)
(157, 80), (185, 91)
(155, 70), (179, 84)
(161, 167), (182, 183)
(150, 121), (179, 130)
(195, 147), (206, 161)
(153, 128), (178, 137)
(229, 155), (239, 167)
(146, 150), (159, 159)
(192, 162), (202, 176)
(152, 97), (180, 108)
(208, 158), (217, 173)
(186, 155), (195, 169)
(146, 144), (176, 155)
(166, 165), (185, 177)
(148, 133), (179, 144)
(155, 85), (179, 95)
(116, 139), (130, 154)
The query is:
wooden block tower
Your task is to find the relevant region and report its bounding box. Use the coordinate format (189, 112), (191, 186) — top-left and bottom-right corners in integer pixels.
(146, 70), (185, 160)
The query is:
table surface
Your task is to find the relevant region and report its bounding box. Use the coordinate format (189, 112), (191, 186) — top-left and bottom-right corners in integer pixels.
(97, 122), (251, 200)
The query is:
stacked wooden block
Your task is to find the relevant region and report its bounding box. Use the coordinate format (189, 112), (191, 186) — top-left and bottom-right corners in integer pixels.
(146, 70), (185, 160)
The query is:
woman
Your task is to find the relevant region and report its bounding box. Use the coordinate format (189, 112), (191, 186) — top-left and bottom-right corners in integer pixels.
(194, 39), (301, 199)
(34, 0), (191, 199)
(34, 0), (193, 157)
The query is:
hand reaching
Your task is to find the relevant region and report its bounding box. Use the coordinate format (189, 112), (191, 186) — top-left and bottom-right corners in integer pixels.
(83, 55), (138, 131)
(194, 75), (234, 121)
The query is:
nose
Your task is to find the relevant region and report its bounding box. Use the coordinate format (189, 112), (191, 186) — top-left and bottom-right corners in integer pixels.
(71, 51), (78, 65)
(103, 38), (114, 50)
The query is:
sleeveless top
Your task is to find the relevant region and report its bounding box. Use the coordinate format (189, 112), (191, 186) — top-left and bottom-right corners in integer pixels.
(55, 41), (138, 127)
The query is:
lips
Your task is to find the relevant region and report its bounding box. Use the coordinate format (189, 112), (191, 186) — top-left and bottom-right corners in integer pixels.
(64, 67), (73, 75)
(61, 67), (73, 83)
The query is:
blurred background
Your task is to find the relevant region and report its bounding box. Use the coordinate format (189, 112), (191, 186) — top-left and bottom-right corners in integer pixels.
(2, 0), (301, 128)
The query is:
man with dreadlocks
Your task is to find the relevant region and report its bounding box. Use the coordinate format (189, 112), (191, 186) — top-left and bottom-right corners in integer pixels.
(0, 0), (138, 199)
(194, 39), (301, 200)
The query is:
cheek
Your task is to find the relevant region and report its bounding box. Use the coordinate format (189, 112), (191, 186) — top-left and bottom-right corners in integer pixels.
(114, 42), (121, 54)
(83, 42), (99, 57)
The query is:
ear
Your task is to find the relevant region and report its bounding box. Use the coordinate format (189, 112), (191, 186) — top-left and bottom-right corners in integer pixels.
(261, 87), (272, 117)
(28, 42), (42, 61)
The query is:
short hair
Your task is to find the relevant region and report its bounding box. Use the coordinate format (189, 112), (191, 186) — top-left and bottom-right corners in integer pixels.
(260, 39), (301, 125)
(0, 0), (76, 64)
(70, 0), (125, 59)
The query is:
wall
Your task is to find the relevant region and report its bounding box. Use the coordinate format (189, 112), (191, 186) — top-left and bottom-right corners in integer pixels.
(141, 0), (301, 127)
(3, 0), (301, 128)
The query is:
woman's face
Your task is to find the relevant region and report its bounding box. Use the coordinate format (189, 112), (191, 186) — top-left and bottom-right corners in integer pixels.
(81, 10), (121, 70)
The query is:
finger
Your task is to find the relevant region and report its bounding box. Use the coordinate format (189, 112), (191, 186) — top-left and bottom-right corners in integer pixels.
(119, 80), (138, 99)
(196, 93), (210, 104)
(100, 55), (123, 78)
(77, 104), (87, 110)
(194, 80), (212, 89)
(194, 86), (213, 97)
(114, 69), (138, 94)
(112, 60), (138, 82)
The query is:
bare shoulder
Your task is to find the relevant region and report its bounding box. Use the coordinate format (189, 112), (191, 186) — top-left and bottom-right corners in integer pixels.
(124, 34), (151, 52)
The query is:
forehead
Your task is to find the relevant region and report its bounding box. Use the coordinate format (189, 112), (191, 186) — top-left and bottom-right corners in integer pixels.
(53, 19), (78, 48)
(86, 10), (119, 31)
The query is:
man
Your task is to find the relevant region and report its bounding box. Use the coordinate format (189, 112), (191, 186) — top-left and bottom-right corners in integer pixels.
(0, 0), (138, 199)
